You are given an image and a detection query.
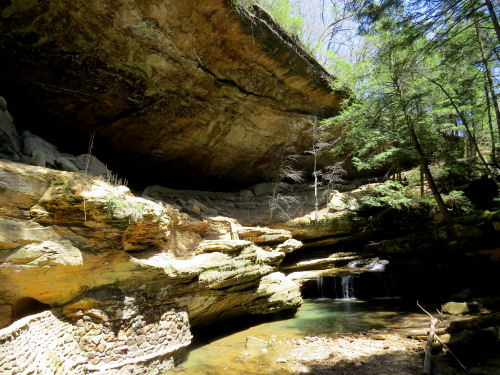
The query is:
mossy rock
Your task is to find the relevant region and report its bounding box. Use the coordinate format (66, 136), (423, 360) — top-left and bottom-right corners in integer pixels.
(442, 301), (469, 315)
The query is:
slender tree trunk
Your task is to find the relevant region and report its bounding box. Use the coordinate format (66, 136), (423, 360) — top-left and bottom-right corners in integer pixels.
(427, 76), (497, 185)
(465, 134), (471, 159)
(475, 21), (500, 139)
(485, 84), (498, 165)
(269, 169), (280, 224)
(313, 153), (319, 221)
(408, 122), (452, 224)
(394, 79), (453, 223)
(269, 182), (277, 224)
(471, 119), (477, 159)
(420, 164), (425, 197)
(484, 0), (500, 47)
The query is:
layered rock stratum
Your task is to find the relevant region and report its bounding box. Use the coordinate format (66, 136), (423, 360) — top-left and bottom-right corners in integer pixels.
(0, 159), (302, 374)
(0, 0), (342, 190)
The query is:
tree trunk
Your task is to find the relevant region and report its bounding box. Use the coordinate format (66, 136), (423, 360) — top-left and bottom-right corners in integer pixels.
(484, 0), (500, 47)
(476, 21), (500, 139)
(409, 123), (452, 224)
(485, 84), (498, 165)
(395, 78), (453, 223)
(314, 153), (319, 222)
(269, 171), (279, 224)
(465, 134), (472, 159)
(269, 183), (277, 224)
(420, 164), (425, 197)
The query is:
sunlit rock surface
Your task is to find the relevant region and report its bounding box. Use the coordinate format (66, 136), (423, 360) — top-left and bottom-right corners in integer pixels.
(0, 160), (302, 373)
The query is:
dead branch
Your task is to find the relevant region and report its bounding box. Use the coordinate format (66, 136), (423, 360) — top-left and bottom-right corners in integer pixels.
(447, 312), (500, 333)
(417, 301), (440, 375)
(434, 334), (470, 373)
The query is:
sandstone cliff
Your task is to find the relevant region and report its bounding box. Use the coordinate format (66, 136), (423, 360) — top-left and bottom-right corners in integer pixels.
(0, 159), (302, 374)
(0, 0), (343, 190)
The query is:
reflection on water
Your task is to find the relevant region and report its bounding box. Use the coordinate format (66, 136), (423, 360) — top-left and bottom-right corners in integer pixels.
(163, 299), (413, 375)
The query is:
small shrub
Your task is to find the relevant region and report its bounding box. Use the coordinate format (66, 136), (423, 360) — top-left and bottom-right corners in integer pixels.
(93, 170), (128, 187)
(443, 190), (474, 215)
(359, 181), (413, 210)
(494, 191), (500, 207)
(199, 269), (223, 284)
(106, 193), (143, 222)
(434, 161), (481, 190)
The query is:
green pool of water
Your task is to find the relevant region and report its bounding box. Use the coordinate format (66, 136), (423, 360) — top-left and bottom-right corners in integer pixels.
(163, 299), (411, 375)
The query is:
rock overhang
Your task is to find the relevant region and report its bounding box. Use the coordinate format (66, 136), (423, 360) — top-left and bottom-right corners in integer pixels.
(0, 0), (343, 190)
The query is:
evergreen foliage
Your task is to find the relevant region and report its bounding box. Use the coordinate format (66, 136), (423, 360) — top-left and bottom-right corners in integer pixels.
(359, 181), (413, 210)
(238, 0), (499, 217)
(324, 0), (499, 219)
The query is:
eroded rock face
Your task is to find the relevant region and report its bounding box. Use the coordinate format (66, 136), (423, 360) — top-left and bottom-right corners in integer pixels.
(0, 160), (302, 373)
(0, 0), (342, 190)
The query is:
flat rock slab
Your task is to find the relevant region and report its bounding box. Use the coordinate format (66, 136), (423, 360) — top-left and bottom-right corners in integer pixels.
(238, 227), (292, 244)
(196, 240), (253, 254)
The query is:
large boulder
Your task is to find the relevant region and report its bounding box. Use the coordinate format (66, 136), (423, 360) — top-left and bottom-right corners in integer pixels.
(22, 130), (79, 172)
(327, 183), (380, 212)
(71, 154), (109, 177)
(442, 302), (469, 315)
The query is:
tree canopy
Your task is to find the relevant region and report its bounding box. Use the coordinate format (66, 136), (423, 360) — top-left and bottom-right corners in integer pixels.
(248, 0), (500, 220)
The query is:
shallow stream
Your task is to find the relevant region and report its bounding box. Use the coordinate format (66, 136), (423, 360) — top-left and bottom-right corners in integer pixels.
(163, 299), (416, 375)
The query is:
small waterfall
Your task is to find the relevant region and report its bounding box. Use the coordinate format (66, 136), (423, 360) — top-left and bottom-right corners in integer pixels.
(308, 258), (393, 300)
(340, 275), (355, 300)
(348, 260), (361, 269)
(364, 259), (388, 272)
(336, 260), (359, 300)
(316, 276), (325, 298)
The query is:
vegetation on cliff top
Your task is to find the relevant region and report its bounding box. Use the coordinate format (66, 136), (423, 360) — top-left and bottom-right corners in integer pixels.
(243, 0), (499, 222)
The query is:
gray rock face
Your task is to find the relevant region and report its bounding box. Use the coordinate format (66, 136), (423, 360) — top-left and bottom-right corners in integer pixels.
(21, 130), (110, 176)
(0, 98), (111, 176)
(72, 154), (109, 177)
(22, 130), (78, 171)
(0, 98), (21, 161)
